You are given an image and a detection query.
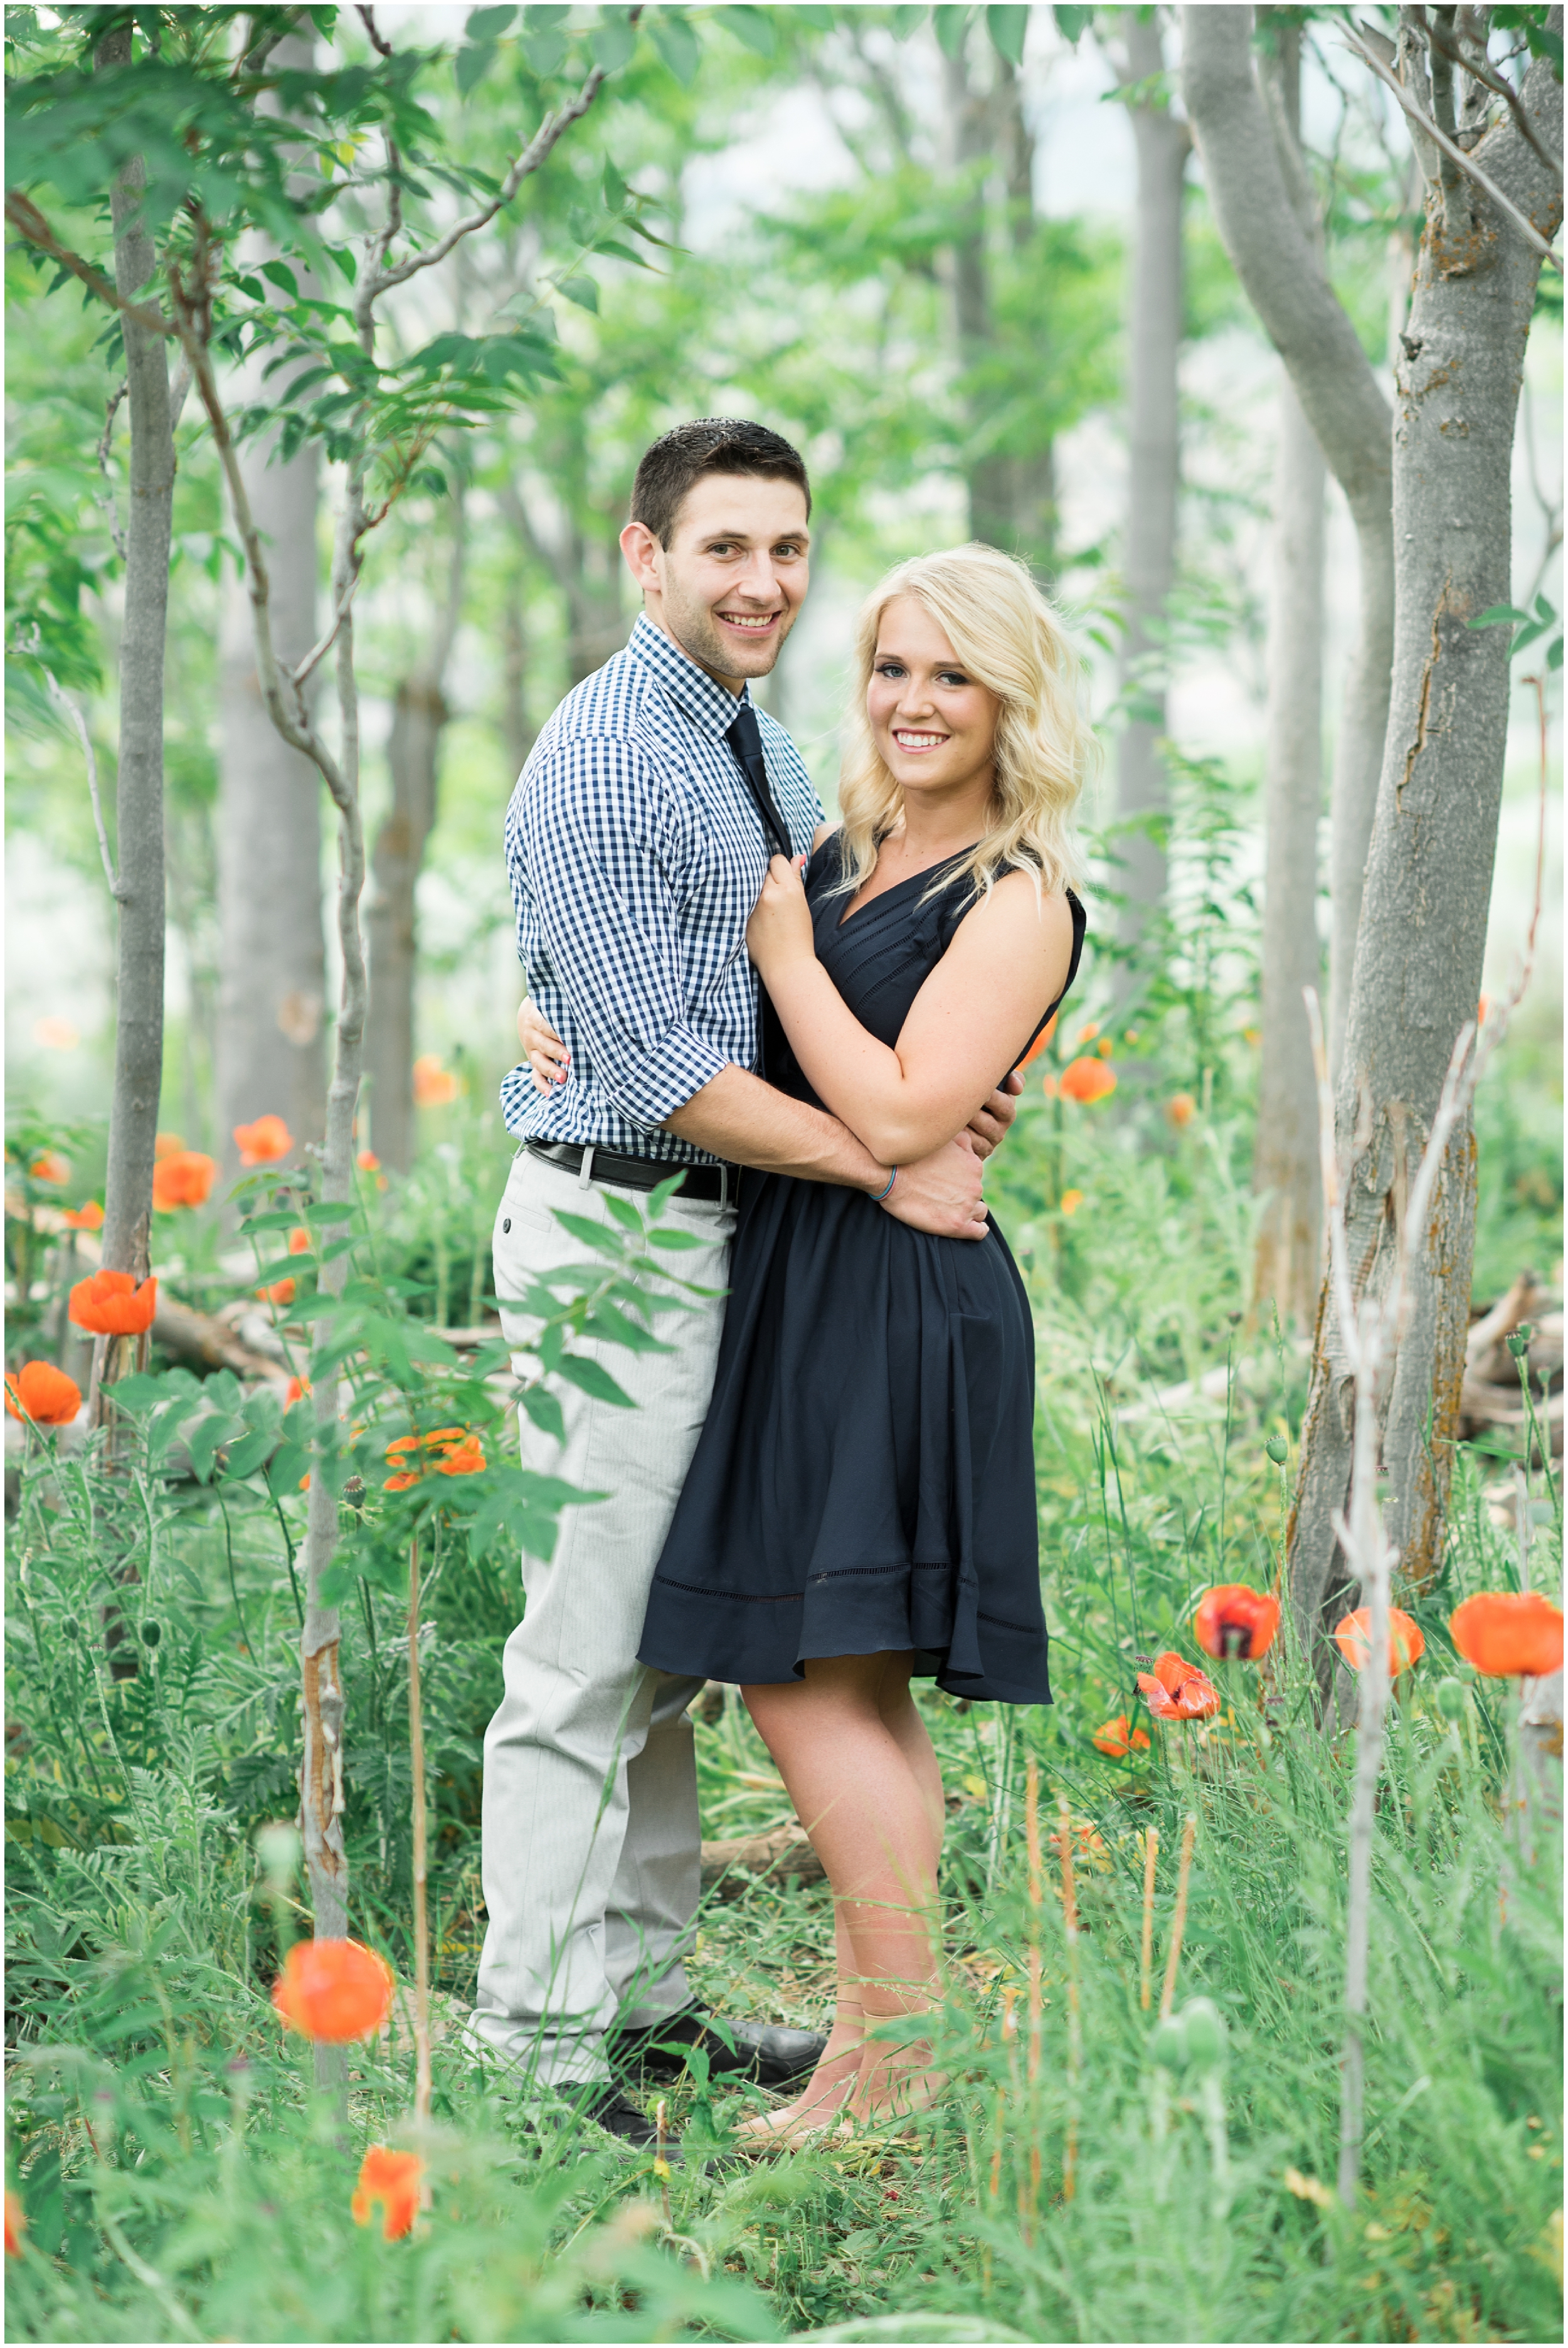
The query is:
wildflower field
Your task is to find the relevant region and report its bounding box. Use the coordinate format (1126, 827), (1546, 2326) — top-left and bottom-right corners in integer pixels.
(4, 1049), (1561, 2346)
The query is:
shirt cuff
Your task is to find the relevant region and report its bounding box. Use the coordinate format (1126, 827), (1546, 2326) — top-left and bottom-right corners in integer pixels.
(597, 1025), (731, 1127)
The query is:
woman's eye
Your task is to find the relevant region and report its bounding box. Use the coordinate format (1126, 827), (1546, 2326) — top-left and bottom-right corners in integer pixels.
(938, 672), (968, 688)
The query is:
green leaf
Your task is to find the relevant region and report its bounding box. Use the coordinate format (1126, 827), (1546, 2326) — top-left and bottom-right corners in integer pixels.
(557, 1354), (635, 1407)
(549, 1210), (627, 1259)
(267, 1443), (311, 1498)
(716, 5), (776, 55)
(520, 1384), (566, 1442)
(600, 1192), (645, 1238)
(793, 4), (836, 25)
(646, 1226), (706, 1250)
(522, 24), (568, 74)
(890, 4), (928, 36)
(1052, 3), (1093, 41)
(581, 1299), (670, 1354)
(987, 4), (1027, 64)
(100, 1373), (174, 1417)
(590, 8), (638, 70)
(934, 6), (973, 58)
(556, 274), (600, 312)
(1469, 604), (1532, 628)
(601, 154), (628, 210)
(1549, 635), (1564, 671)
(649, 11), (701, 82)
(218, 1428), (274, 1482)
(467, 4), (518, 30)
(455, 40), (497, 97)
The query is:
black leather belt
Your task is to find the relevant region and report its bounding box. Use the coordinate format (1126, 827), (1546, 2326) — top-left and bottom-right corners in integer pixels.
(526, 1139), (737, 1203)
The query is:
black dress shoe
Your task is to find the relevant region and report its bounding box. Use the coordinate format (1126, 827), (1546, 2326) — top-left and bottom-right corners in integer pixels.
(611, 2007), (828, 2088)
(581, 2086), (682, 2158)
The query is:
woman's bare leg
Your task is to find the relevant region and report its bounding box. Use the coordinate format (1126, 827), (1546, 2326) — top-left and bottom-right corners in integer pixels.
(743, 1654), (944, 2125)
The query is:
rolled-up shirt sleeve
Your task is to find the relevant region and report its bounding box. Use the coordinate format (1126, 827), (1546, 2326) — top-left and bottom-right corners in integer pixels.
(516, 736), (731, 1128)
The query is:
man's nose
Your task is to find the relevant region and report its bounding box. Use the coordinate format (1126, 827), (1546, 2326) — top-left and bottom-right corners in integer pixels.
(730, 549), (781, 603)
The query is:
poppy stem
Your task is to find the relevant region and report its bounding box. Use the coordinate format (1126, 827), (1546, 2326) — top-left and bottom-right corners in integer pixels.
(1057, 1793), (1080, 2205)
(1139, 1825), (1159, 2011)
(1158, 1812), (1196, 2021)
(1024, 1760), (1043, 2228)
(406, 1529), (433, 2132)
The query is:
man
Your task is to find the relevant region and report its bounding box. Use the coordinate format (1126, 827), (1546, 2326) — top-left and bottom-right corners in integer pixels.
(471, 418), (1019, 2147)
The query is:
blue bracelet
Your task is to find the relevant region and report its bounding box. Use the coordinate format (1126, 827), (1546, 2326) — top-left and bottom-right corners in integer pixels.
(873, 1167), (898, 1203)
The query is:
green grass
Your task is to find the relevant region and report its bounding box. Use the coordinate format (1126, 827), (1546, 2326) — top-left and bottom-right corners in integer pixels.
(4, 1075), (1562, 2342)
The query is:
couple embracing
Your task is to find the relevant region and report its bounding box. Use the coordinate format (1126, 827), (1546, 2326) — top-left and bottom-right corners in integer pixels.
(467, 418), (1091, 2154)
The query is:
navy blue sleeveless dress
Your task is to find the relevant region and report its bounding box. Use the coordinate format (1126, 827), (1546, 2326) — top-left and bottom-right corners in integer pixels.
(637, 838), (1086, 1705)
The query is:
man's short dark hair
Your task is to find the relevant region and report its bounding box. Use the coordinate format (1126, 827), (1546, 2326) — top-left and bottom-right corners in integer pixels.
(629, 418), (811, 548)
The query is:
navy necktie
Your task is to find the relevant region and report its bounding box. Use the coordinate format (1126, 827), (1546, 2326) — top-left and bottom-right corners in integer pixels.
(725, 702), (792, 862)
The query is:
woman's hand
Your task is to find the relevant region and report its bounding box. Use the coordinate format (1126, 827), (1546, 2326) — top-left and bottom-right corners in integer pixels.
(516, 996), (569, 1095)
(745, 853), (814, 977)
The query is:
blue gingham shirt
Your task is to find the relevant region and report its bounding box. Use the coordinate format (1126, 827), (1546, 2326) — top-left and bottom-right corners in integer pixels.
(501, 612), (824, 1165)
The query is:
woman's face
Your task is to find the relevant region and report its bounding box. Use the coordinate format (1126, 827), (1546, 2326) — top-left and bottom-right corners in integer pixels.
(867, 596), (1000, 809)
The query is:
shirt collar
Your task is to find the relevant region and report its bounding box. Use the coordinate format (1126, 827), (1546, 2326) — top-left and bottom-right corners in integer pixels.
(627, 610), (753, 738)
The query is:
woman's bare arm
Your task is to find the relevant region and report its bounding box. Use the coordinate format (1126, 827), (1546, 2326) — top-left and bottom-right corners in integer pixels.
(746, 858), (1073, 1166)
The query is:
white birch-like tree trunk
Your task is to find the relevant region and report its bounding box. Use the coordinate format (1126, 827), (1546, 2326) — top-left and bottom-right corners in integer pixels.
(1182, 4), (1394, 1074)
(1252, 23), (1325, 1325)
(1289, 28), (1563, 1680)
(1111, 12), (1189, 959)
(216, 33), (326, 1177)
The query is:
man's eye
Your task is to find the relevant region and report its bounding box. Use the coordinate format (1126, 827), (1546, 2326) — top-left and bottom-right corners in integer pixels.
(708, 541), (736, 555)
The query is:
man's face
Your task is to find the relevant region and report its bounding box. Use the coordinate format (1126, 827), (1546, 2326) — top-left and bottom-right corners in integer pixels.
(620, 474), (811, 689)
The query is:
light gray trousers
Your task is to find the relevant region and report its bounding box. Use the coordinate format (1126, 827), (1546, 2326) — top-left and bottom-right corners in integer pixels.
(469, 1147), (734, 2086)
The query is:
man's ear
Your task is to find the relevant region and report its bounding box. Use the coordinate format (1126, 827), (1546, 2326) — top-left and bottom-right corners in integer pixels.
(620, 519), (662, 593)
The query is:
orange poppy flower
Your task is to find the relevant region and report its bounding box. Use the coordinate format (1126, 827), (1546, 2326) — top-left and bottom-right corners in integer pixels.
(151, 1150), (217, 1212)
(1092, 1714), (1152, 1758)
(154, 1132), (186, 1159)
(351, 2145), (425, 2240)
(288, 1227), (312, 1255)
(436, 1433), (485, 1477)
(1059, 1057), (1117, 1105)
(4, 1361), (83, 1426)
(1194, 1583), (1281, 1662)
(1165, 1092), (1195, 1128)
(285, 1375), (312, 1405)
(383, 1426), (484, 1491)
(1136, 1650), (1221, 1722)
(69, 1268), (158, 1336)
(1076, 1022), (1100, 1046)
(234, 1115), (294, 1166)
(61, 1199), (103, 1231)
(271, 1938), (395, 2042)
(356, 1150), (381, 1172)
(4, 2189), (23, 2258)
(1333, 1606), (1425, 1675)
(1041, 1073), (1060, 1098)
(28, 1152), (67, 1185)
(1059, 1188), (1084, 1217)
(1017, 1012), (1058, 1070)
(412, 1054), (459, 1108)
(1096, 1037), (1114, 1058)
(1449, 1591), (1564, 1679)
(258, 1278), (296, 1308)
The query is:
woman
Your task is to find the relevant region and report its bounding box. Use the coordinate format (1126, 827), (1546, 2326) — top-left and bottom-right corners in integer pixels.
(522, 545), (1090, 2140)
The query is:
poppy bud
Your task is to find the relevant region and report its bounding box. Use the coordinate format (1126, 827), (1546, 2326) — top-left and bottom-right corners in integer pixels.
(1506, 1326), (1533, 1359)
(140, 1619), (162, 1648)
(1434, 1677), (1468, 1722)
(1264, 1435), (1288, 1465)
(63, 1616), (83, 1640)
(1180, 1997), (1227, 2071)
(1150, 2016), (1188, 2072)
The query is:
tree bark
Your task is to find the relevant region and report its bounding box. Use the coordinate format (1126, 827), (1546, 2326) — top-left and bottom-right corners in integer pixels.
(363, 497), (465, 1171)
(97, 25), (172, 1295)
(216, 33), (326, 1182)
(1251, 22), (1325, 1327)
(1182, 4), (1394, 1073)
(1288, 27), (1562, 1692)
(1111, 13), (1190, 960)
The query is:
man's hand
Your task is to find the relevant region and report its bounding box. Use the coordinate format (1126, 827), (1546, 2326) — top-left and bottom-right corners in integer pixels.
(517, 996), (568, 1094)
(880, 1131), (988, 1240)
(964, 1068), (1024, 1161)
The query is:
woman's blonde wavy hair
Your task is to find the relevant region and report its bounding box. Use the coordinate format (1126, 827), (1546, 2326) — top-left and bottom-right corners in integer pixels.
(835, 543), (1094, 906)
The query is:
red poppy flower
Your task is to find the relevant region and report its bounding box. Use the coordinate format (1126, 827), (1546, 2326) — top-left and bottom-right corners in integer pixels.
(233, 1115), (294, 1166)
(271, 1938), (395, 2042)
(4, 2190), (23, 2258)
(1195, 1583), (1281, 1662)
(151, 1150), (217, 1212)
(61, 1200), (103, 1231)
(69, 1269), (158, 1336)
(1449, 1591), (1564, 1679)
(351, 2146), (425, 2240)
(4, 1361), (82, 1426)
(1092, 1714), (1152, 1758)
(1333, 1606), (1425, 1676)
(1059, 1057), (1117, 1105)
(1136, 1650), (1221, 1722)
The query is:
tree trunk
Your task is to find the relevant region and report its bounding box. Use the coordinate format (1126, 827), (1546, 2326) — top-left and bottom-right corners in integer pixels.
(215, 34), (326, 1183)
(1288, 31), (1562, 1692)
(363, 501), (464, 1171)
(1182, 4), (1394, 1075)
(1112, 14), (1189, 962)
(1251, 23), (1325, 1327)
(97, 26), (172, 1301)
